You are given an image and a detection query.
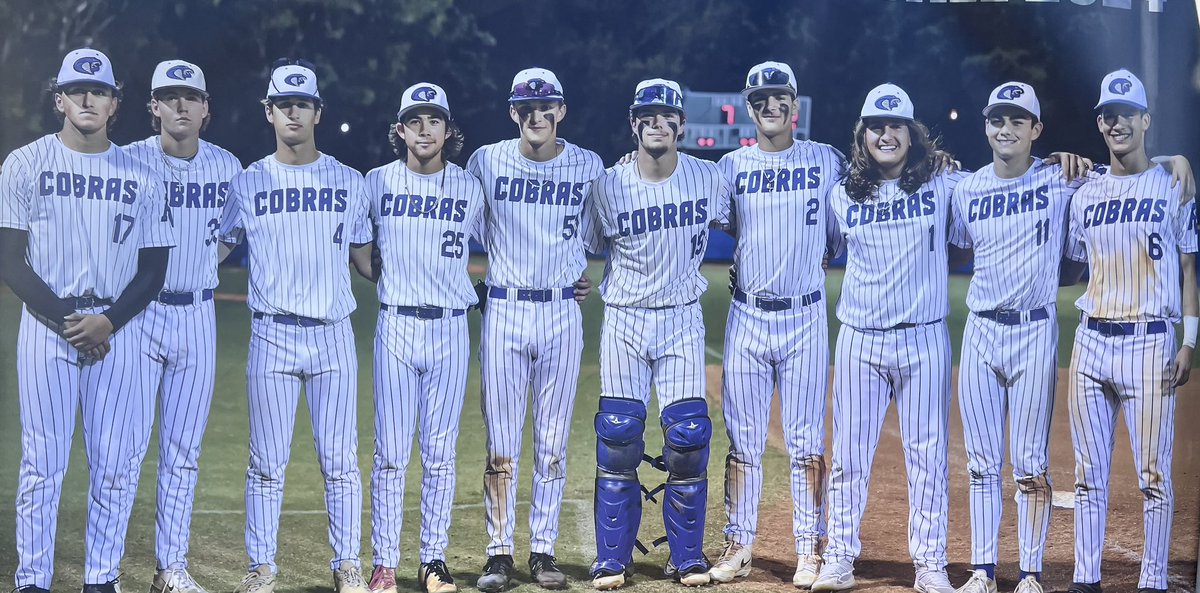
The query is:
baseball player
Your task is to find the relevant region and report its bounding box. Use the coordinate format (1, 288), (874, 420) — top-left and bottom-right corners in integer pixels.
(587, 78), (732, 590)
(218, 59), (372, 593)
(707, 61), (844, 589)
(1060, 70), (1197, 593)
(811, 84), (961, 593)
(361, 82), (484, 593)
(467, 67), (602, 593)
(123, 60), (242, 593)
(1, 49), (173, 593)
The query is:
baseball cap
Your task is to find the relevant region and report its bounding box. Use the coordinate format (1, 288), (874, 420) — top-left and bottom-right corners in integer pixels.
(630, 78), (684, 113)
(982, 82), (1040, 120)
(55, 48), (118, 91)
(266, 62), (320, 103)
(742, 61), (797, 97)
(397, 82), (451, 119)
(860, 83), (914, 121)
(510, 68), (564, 102)
(151, 60), (207, 96)
(1095, 69), (1148, 111)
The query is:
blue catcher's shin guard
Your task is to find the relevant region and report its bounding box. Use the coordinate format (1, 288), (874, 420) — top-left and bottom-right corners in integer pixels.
(592, 397), (647, 577)
(660, 398), (712, 575)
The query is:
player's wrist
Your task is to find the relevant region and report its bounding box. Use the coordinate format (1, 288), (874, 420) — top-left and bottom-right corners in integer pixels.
(1183, 315), (1198, 348)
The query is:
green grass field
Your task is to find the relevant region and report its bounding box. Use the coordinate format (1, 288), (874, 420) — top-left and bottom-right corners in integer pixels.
(0, 264), (1095, 593)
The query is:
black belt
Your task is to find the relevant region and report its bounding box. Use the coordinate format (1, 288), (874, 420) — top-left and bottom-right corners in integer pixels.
(252, 311), (327, 327)
(976, 306), (1050, 326)
(380, 304), (466, 319)
(157, 289), (214, 306)
(873, 319), (943, 331)
(64, 296), (114, 309)
(733, 288), (821, 312)
(1085, 317), (1168, 337)
(488, 286), (574, 302)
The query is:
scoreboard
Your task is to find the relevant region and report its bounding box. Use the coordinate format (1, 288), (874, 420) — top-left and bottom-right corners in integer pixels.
(682, 90), (813, 151)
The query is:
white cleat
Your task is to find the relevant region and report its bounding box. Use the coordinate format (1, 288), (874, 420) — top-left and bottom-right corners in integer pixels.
(150, 568), (208, 593)
(333, 561), (369, 593)
(708, 541), (752, 583)
(915, 568), (955, 593)
(234, 567), (275, 593)
(954, 570), (997, 593)
(810, 559), (855, 592)
(1012, 576), (1043, 593)
(793, 555), (823, 589)
(591, 573), (626, 590)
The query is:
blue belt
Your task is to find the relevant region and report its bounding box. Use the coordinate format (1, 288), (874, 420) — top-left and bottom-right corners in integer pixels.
(253, 311), (326, 327)
(157, 289), (214, 306)
(1085, 317), (1168, 337)
(488, 286), (574, 302)
(64, 296), (113, 309)
(733, 288), (821, 312)
(976, 306), (1050, 326)
(380, 304), (466, 319)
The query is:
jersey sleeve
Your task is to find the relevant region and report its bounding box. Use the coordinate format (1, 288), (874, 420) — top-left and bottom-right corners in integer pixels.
(581, 178), (608, 254)
(466, 177), (487, 243)
(712, 157), (736, 228)
(948, 195), (973, 249)
(219, 175), (247, 245)
(138, 177), (176, 248)
(1175, 194), (1197, 254)
(0, 151), (32, 231)
(824, 198), (845, 258)
(349, 181), (373, 245)
(466, 146), (486, 181)
(1065, 199), (1088, 263)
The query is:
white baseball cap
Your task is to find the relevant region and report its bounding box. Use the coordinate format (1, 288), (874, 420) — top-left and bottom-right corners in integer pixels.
(510, 68), (564, 102)
(1095, 69), (1148, 111)
(151, 60), (207, 96)
(982, 81), (1040, 120)
(630, 78), (684, 113)
(742, 61), (797, 97)
(397, 82), (451, 119)
(860, 83), (914, 121)
(266, 63), (320, 103)
(56, 48), (118, 91)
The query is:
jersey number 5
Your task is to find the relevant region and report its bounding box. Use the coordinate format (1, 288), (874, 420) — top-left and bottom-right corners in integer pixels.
(562, 214), (579, 240)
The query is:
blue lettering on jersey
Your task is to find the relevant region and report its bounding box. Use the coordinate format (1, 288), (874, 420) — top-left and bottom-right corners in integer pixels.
(1082, 197), (1167, 229)
(167, 181), (229, 209)
(38, 171), (137, 203)
(616, 198), (708, 237)
(253, 187), (349, 216)
(967, 185), (1050, 222)
(734, 166), (822, 195)
(845, 190), (935, 228)
(494, 176), (586, 206)
(378, 194), (468, 222)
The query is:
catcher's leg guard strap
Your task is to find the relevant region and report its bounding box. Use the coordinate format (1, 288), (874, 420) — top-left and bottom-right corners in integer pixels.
(659, 398), (712, 573)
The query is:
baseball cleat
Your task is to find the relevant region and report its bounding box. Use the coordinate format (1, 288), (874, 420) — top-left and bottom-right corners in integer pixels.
(1065, 583), (1102, 593)
(914, 568), (955, 593)
(1012, 576), (1043, 593)
(1135, 589), (1166, 593)
(418, 560), (457, 593)
(476, 555), (514, 593)
(333, 561), (369, 593)
(150, 568), (208, 593)
(954, 570), (996, 593)
(810, 558), (855, 592)
(528, 553), (568, 590)
(367, 567), (396, 593)
(678, 566), (711, 587)
(17, 587), (50, 593)
(591, 570), (626, 591)
(82, 579), (121, 593)
(708, 541), (752, 583)
(234, 567), (275, 593)
(792, 555), (823, 589)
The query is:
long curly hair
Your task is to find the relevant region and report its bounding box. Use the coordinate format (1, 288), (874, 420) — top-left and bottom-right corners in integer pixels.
(388, 119), (464, 162)
(844, 118), (941, 203)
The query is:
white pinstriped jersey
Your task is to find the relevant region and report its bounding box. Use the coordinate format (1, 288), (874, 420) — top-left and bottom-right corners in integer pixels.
(467, 138), (604, 289)
(950, 160), (1090, 312)
(830, 171), (964, 329)
(587, 153), (733, 308)
(219, 153), (371, 322)
(365, 160), (485, 309)
(718, 141), (845, 297)
(1066, 164), (1198, 322)
(0, 134), (174, 299)
(125, 137), (242, 293)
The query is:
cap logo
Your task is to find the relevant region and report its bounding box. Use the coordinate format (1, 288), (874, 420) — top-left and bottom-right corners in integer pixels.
(73, 56), (103, 75)
(1108, 78), (1133, 95)
(284, 73), (307, 87)
(166, 65), (195, 81)
(412, 86), (438, 102)
(997, 85), (1024, 100)
(874, 95), (902, 111)
(526, 79), (546, 92)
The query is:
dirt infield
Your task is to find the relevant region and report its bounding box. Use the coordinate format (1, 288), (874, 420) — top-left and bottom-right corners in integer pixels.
(706, 367), (1200, 593)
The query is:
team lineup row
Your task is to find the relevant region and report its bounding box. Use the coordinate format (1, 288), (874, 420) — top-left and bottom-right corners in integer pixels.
(1, 48), (1196, 593)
